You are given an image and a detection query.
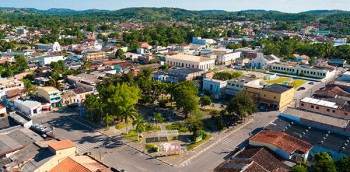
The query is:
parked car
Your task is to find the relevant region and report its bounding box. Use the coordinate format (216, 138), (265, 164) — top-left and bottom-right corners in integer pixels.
(308, 81), (314, 85)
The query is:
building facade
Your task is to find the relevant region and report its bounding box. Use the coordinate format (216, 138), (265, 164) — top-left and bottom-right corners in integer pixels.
(248, 53), (280, 69)
(269, 63), (336, 79)
(203, 78), (227, 99)
(192, 37), (215, 45)
(14, 99), (42, 116)
(216, 52), (241, 65)
(38, 56), (64, 66)
(166, 54), (215, 71)
(82, 51), (106, 60)
(226, 77), (260, 97)
(244, 84), (294, 110)
(37, 87), (61, 107)
(299, 97), (350, 119)
(35, 42), (61, 52)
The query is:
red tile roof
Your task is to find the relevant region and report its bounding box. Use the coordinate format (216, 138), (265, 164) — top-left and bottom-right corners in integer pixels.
(214, 147), (286, 172)
(250, 130), (312, 154)
(50, 157), (90, 172)
(48, 140), (76, 151)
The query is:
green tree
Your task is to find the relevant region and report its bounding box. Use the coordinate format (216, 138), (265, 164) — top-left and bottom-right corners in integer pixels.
(104, 83), (141, 134)
(23, 78), (34, 96)
(103, 113), (114, 128)
(173, 81), (199, 118)
(200, 96), (212, 107)
(313, 152), (337, 172)
(132, 114), (145, 140)
(115, 49), (126, 60)
(335, 156), (350, 172)
(14, 55), (28, 72)
(292, 165), (307, 172)
(154, 112), (164, 127)
(226, 92), (257, 121)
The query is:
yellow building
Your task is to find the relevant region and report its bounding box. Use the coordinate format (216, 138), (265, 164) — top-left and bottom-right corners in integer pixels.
(244, 84), (294, 110)
(37, 87), (61, 107)
(34, 140), (76, 172)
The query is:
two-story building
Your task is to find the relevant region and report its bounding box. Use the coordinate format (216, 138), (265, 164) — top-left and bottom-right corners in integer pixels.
(226, 76), (260, 97)
(37, 87), (61, 107)
(216, 52), (241, 65)
(166, 54), (215, 71)
(244, 84), (294, 110)
(203, 78), (227, 99)
(82, 51), (106, 61)
(153, 68), (206, 83)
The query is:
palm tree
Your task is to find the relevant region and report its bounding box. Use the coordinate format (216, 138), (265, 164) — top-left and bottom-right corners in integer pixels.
(120, 104), (137, 134)
(154, 113), (164, 128)
(132, 114), (145, 141)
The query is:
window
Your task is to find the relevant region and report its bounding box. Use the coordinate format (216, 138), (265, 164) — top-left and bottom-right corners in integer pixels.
(311, 105), (314, 108)
(345, 113), (348, 116)
(316, 106), (319, 109)
(327, 109), (330, 112)
(264, 95), (266, 97)
(332, 110), (336, 113)
(301, 103), (304, 106)
(274, 96), (276, 99)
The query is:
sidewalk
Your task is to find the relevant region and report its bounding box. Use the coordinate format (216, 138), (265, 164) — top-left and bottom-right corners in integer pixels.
(122, 117), (254, 167)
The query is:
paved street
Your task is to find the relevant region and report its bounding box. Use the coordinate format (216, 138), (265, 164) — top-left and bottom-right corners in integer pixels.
(31, 106), (280, 172)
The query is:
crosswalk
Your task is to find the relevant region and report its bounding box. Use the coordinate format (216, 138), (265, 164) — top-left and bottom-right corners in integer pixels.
(76, 141), (104, 154)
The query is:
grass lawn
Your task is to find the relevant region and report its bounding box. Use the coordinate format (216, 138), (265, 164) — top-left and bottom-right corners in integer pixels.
(265, 77), (291, 84)
(293, 79), (306, 88)
(121, 130), (142, 143)
(187, 135), (211, 151)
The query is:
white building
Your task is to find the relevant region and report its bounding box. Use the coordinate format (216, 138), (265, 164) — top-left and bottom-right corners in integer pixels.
(248, 53), (280, 69)
(39, 56), (64, 66)
(203, 78), (227, 99)
(226, 77), (260, 96)
(192, 37), (215, 45)
(14, 99), (42, 116)
(166, 54), (215, 71)
(35, 42), (61, 52)
(0, 78), (24, 99)
(269, 63), (336, 79)
(216, 52), (241, 65)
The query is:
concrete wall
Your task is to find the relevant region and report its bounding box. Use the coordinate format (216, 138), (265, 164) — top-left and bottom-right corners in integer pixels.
(299, 101), (349, 119)
(35, 147), (76, 172)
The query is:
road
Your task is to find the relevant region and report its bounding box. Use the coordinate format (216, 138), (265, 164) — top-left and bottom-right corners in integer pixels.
(31, 107), (280, 172)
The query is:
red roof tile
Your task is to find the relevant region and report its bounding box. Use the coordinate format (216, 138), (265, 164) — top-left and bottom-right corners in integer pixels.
(50, 157), (90, 172)
(250, 130), (312, 154)
(48, 140), (76, 151)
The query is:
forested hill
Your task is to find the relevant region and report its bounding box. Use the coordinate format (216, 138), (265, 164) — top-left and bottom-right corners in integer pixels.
(0, 7), (350, 24)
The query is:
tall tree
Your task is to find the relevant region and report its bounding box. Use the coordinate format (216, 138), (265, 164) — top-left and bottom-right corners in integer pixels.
(200, 96), (212, 107)
(172, 81), (199, 118)
(132, 114), (145, 140)
(226, 92), (257, 121)
(115, 49), (126, 60)
(154, 113), (164, 127)
(313, 152), (337, 172)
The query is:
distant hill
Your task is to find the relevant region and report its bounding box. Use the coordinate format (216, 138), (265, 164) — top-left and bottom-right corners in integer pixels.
(301, 10), (350, 15)
(1, 7), (350, 22)
(240, 9), (282, 14)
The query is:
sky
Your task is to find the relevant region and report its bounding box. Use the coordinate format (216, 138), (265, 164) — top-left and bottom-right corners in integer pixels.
(0, 0), (349, 13)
